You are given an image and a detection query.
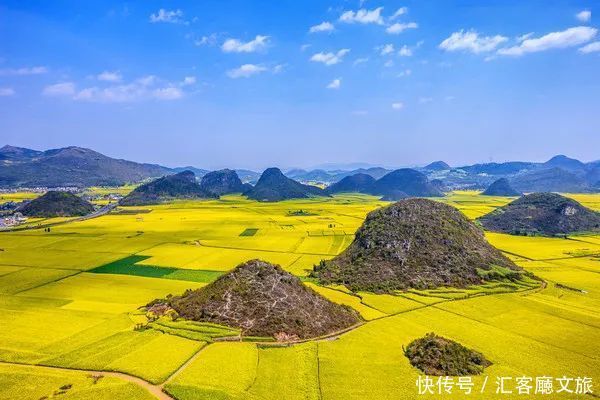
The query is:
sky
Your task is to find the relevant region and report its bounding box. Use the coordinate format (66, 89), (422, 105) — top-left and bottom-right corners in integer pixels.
(0, 0), (599, 170)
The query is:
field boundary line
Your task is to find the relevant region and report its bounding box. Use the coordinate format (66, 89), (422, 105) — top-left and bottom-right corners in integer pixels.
(159, 341), (211, 387)
(11, 270), (82, 295)
(0, 360), (173, 400)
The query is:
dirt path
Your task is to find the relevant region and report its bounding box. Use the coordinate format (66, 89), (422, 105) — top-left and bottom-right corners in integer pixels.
(0, 361), (173, 400)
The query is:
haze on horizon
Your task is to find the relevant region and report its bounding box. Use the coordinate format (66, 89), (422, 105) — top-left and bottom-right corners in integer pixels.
(0, 0), (599, 170)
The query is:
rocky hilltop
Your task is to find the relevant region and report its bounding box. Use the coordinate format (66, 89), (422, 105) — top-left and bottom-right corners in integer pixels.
(18, 191), (94, 217)
(164, 260), (361, 339)
(199, 169), (246, 196)
(478, 192), (600, 235)
(482, 178), (521, 196)
(245, 168), (327, 202)
(313, 199), (523, 292)
(120, 171), (216, 206)
(327, 173), (376, 194)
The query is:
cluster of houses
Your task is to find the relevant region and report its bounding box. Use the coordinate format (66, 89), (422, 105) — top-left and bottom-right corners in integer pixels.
(0, 212), (27, 228)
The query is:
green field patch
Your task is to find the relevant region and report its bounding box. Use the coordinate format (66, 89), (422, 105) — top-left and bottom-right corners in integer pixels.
(89, 255), (223, 283)
(239, 228), (259, 236)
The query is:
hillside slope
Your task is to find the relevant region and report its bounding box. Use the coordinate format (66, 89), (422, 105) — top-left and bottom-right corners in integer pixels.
(120, 171), (215, 206)
(313, 199), (523, 292)
(164, 260), (361, 339)
(245, 168), (327, 202)
(478, 192), (600, 235)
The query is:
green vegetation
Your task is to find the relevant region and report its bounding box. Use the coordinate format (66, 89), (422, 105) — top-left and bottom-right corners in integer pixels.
(120, 171), (216, 206)
(164, 260), (361, 339)
(239, 228), (259, 236)
(18, 191), (95, 217)
(89, 256), (223, 283)
(478, 192), (600, 236)
(404, 332), (492, 376)
(314, 198), (525, 292)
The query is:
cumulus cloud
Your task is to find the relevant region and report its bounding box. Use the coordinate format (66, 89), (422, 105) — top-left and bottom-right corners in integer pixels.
(149, 9), (185, 24)
(579, 41), (600, 53)
(0, 66), (48, 76)
(0, 88), (15, 96)
(97, 71), (122, 82)
(398, 45), (413, 56)
(576, 10), (591, 23)
(386, 22), (418, 34)
(310, 49), (351, 65)
(222, 35), (270, 53)
(379, 44), (394, 56)
(339, 7), (384, 25)
(439, 30), (508, 53)
(226, 64), (268, 78)
(497, 26), (597, 56)
(390, 7), (408, 20)
(391, 102), (404, 110)
(309, 21), (334, 33)
(326, 78), (341, 89)
(42, 82), (76, 96)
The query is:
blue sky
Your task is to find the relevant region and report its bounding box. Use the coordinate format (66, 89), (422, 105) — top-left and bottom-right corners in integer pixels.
(0, 0), (599, 170)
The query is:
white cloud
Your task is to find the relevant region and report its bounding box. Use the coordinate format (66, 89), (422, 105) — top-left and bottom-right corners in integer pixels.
(97, 71), (122, 82)
(576, 10), (591, 23)
(0, 66), (48, 76)
(310, 21), (334, 33)
(153, 87), (183, 100)
(0, 88), (15, 96)
(42, 82), (76, 96)
(326, 78), (341, 89)
(379, 44), (394, 56)
(398, 45), (413, 56)
(353, 57), (369, 65)
(149, 9), (184, 24)
(386, 22), (418, 34)
(497, 26), (597, 56)
(419, 97), (433, 104)
(44, 76), (187, 102)
(397, 69), (411, 77)
(517, 32), (534, 42)
(222, 35), (270, 53)
(390, 7), (408, 20)
(182, 76), (197, 86)
(384, 60), (394, 67)
(195, 34), (218, 46)
(226, 64), (268, 78)
(440, 30), (508, 53)
(339, 7), (384, 25)
(300, 44), (312, 51)
(391, 102), (404, 110)
(310, 49), (350, 66)
(136, 75), (156, 86)
(579, 41), (600, 53)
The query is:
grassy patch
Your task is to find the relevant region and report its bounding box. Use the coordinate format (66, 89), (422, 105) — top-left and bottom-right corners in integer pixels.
(89, 256), (223, 283)
(239, 228), (259, 236)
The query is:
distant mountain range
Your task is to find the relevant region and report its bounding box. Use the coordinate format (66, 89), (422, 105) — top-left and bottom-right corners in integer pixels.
(1, 145), (598, 193)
